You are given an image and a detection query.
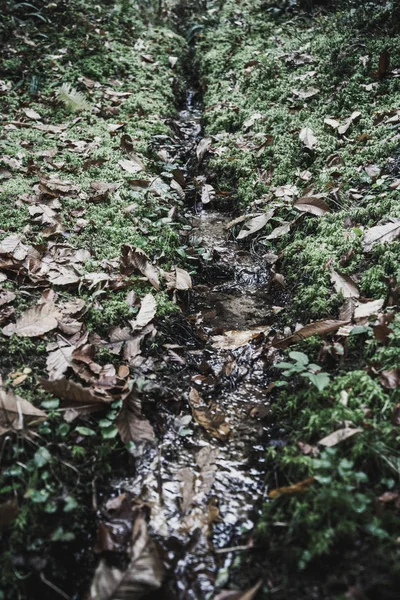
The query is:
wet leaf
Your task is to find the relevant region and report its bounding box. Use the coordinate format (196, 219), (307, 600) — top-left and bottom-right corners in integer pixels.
(89, 506), (164, 600)
(363, 220), (400, 252)
(115, 390), (155, 445)
(330, 270), (360, 298)
(269, 477), (316, 498)
(2, 302), (59, 337)
(318, 427), (362, 447)
(299, 126), (317, 149)
(237, 210), (275, 239)
(0, 389), (47, 434)
(293, 197), (330, 216)
(273, 319), (349, 348)
(201, 183), (215, 204)
(188, 388), (230, 441)
(212, 327), (269, 350)
(379, 369), (400, 389)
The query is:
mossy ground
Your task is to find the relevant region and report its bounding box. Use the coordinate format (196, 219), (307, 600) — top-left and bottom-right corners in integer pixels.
(197, 1), (400, 597)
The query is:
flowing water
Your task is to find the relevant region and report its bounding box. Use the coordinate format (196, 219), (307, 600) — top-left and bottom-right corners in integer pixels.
(110, 90), (285, 598)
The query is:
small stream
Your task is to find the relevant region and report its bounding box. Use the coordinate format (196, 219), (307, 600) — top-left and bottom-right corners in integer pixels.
(111, 90), (281, 598)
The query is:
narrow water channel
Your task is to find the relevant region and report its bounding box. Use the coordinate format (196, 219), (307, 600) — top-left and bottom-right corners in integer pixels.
(111, 88), (278, 598)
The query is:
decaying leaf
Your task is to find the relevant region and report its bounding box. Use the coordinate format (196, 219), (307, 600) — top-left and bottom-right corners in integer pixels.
(46, 341), (75, 380)
(265, 221), (292, 240)
(121, 246), (160, 290)
(299, 127), (317, 149)
(269, 477), (316, 499)
(188, 388), (230, 441)
(115, 390), (155, 445)
(130, 294), (156, 330)
(39, 377), (111, 411)
(2, 302), (60, 338)
(330, 270), (360, 298)
(273, 319), (349, 348)
(89, 505), (164, 600)
(363, 220), (400, 252)
(212, 327), (269, 350)
(0, 389), (47, 434)
(318, 427), (362, 447)
(237, 210), (275, 240)
(293, 87), (319, 99)
(293, 197), (330, 216)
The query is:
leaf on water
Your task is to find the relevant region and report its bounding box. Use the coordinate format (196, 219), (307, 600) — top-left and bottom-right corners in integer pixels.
(273, 319), (349, 348)
(0, 389), (47, 434)
(293, 197), (330, 216)
(2, 302), (60, 337)
(130, 294), (156, 330)
(188, 388), (230, 441)
(318, 427), (362, 447)
(299, 127), (317, 149)
(201, 183), (215, 204)
(118, 158), (144, 174)
(354, 299), (384, 320)
(380, 369), (400, 390)
(89, 506), (164, 600)
(196, 137), (212, 163)
(120, 246), (160, 290)
(212, 327), (269, 350)
(214, 580), (263, 600)
(115, 390), (155, 445)
(363, 220), (400, 252)
(265, 221), (292, 240)
(269, 477), (316, 499)
(330, 270), (360, 298)
(237, 210), (275, 240)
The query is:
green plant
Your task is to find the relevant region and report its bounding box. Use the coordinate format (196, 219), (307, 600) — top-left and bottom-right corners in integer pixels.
(56, 83), (91, 112)
(276, 351), (331, 392)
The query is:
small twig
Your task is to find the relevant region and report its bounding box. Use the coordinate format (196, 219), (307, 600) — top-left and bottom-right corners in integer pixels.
(214, 543), (254, 554)
(40, 572), (71, 600)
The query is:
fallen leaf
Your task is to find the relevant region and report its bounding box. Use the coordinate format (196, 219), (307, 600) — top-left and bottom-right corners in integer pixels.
(324, 117), (340, 129)
(293, 87), (319, 99)
(214, 580), (263, 600)
(379, 369), (400, 389)
(188, 388), (230, 441)
(318, 427), (362, 447)
(118, 158), (144, 174)
(293, 197), (330, 216)
(39, 377), (111, 410)
(338, 111), (361, 135)
(299, 127), (317, 149)
(273, 319), (349, 348)
(331, 270), (360, 298)
(237, 210), (275, 240)
(89, 505), (164, 600)
(212, 327), (269, 350)
(46, 341), (75, 380)
(265, 221), (291, 240)
(23, 108), (41, 120)
(364, 164), (381, 179)
(196, 137), (211, 163)
(201, 183), (215, 204)
(164, 267), (192, 291)
(354, 299), (384, 319)
(363, 220), (400, 251)
(269, 477), (315, 498)
(115, 389), (155, 445)
(121, 246), (160, 290)
(2, 302), (59, 337)
(377, 49), (390, 78)
(131, 294), (156, 329)
(0, 389), (47, 434)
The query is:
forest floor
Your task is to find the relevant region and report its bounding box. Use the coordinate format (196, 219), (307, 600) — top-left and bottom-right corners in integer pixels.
(1, 1), (400, 599)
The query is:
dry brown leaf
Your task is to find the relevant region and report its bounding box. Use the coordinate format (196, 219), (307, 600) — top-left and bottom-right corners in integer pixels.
(212, 327), (268, 350)
(118, 158), (144, 174)
(120, 246), (159, 290)
(39, 377), (111, 409)
(318, 427), (362, 447)
(89, 506), (164, 600)
(331, 270), (360, 298)
(299, 127), (317, 149)
(46, 342), (75, 380)
(130, 294), (156, 330)
(379, 369), (400, 389)
(363, 220), (400, 251)
(269, 477), (316, 499)
(2, 302), (59, 337)
(293, 196), (330, 216)
(273, 319), (349, 348)
(354, 299), (384, 320)
(0, 389), (47, 434)
(188, 388), (230, 441)
(237, 209), (275, 240)
(115, 390), (155, 445)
